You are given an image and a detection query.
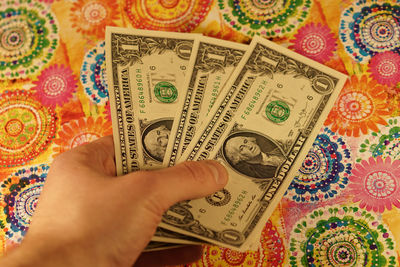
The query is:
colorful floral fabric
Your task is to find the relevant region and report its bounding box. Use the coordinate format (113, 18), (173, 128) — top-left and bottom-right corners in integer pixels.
(289, 205), (396, 266)
(324, 75), (394, 137)
(218, 0), (312, 38)
(1, 0), (400, 265)
(33, 64), (78, 108)
(289, 23), (336, 63)
(70, 0), (120, 38)
(0, 0), (59, 79)
(349, 156), (400, 213)
(0, 91), (56, 167)
(285, 128), (352, 203)
(0, 165), (49, 243)
(188, 220), (285, 267)
(52, 116), (112, 157)
(368, 51), (400, 86)
(357, 117), (400, 162)
(124, 0), (212, 32)
(80, 41), (108, 105)
(339, 0), (400, 63)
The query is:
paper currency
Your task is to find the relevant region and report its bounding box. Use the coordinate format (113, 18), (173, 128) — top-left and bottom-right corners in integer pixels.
(105, 26), (199, 174)
(145, 241), (183, 252)
(151, 227), (206, 245)
(164, 37), (247, 167)
(105, 26), (201, 247)
(159, 36), (347, 250)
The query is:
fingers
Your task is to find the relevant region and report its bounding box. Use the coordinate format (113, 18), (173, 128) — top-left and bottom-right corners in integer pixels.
(149, 161), (227, 207)
(52, 135), (116, 177)
(133, 245), (203, 267)
(124, 160), (228, 212)
(87, 135), (116, 176)
(84, 135), (115, 160)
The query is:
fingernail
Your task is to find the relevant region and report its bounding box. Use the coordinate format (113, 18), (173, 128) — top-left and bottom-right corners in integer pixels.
(206, 161), (226, 185)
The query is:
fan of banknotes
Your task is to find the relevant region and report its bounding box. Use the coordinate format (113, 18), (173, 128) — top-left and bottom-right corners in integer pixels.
(105, 26), (347, 251)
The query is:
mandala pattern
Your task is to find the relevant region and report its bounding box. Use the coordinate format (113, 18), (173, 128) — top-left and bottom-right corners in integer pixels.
(285, 128), (351, 203)
(33, 65), (77, 108)
(324, 75), (393, 137)
(0, 164), (49, 243)
(52, 116), (112, 156)
(258, 220), (285, 266)
(125, 0), (211, 32)
(357, 117), (400, 162)
(348, 156), (400, 213)
(80, 41), (108, 104)
(339, 1), (400, 63)
(188, 220), (284, 267)
(196, 246), (262, 267)
(289, 205), (397, 266)
(368, 51), (400, 86)
(70, 0), (120, 38)
(0, 0), (59, 79)
(218, 0), (311, 38)
(289, 23), (336, 63)
(0, 91), (56, 167)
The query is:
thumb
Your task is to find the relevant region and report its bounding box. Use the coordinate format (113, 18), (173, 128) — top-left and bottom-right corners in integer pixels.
(129, 160), (228, 211)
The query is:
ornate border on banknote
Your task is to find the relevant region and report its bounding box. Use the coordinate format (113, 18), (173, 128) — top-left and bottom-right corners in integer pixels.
(167, 41), (246, 165)
(109, 32), (194, 174)
(187, 43), (338, 161)
(162, 42), (341, 247)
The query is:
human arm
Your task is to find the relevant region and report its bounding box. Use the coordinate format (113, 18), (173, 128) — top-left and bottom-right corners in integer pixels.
(0, 135), (228, 267)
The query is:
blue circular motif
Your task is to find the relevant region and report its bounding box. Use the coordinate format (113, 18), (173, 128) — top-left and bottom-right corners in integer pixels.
(285, 128), (352, 203)
(80, 41), (109, 104)
(0, 164), (49, 242)
(339, 1), (400, 63)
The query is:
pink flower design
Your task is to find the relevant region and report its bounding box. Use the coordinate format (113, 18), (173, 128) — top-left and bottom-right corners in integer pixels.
(38, 0), (55, 4)
(103, 101), (111, 122)
(368, 51), (400, 86)
(289, 23), (337, 63)
(33, 64), (77, 108)
(348, 156), (400, 213)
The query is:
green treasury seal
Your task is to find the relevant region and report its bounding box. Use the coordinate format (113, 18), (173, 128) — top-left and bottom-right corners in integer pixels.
(265, 100), (290, 123)
(154, 81), (178, 103)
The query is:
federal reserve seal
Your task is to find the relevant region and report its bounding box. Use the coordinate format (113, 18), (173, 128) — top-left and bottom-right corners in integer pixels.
(265, 100), (290, 123)
(154, 81), (178, 103)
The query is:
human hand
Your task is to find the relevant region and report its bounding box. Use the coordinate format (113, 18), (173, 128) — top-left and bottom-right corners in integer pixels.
(0, 135), (228, 267)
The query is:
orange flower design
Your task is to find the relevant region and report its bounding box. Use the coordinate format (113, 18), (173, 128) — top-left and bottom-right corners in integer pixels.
(53, 116), (112, 156)
(324, 75), (393, 137)
(187, 220), (284, 266)
(0, 227), (4, 257)
(70, 0), (120, 38)
(125, 0), (211, 32)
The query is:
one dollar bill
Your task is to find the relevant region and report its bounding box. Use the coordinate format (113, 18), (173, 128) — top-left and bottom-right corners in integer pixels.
(105, 26), (199, 174)
(159, 36), (347, 251)
(105, 26), (201, 248)
(164, 36), (247, 167)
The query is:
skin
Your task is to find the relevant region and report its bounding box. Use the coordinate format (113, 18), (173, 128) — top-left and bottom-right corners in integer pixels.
(0, 135), (228, 267)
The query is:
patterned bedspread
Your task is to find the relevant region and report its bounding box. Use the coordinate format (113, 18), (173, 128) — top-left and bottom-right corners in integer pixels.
(0, 0), (399, 265)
